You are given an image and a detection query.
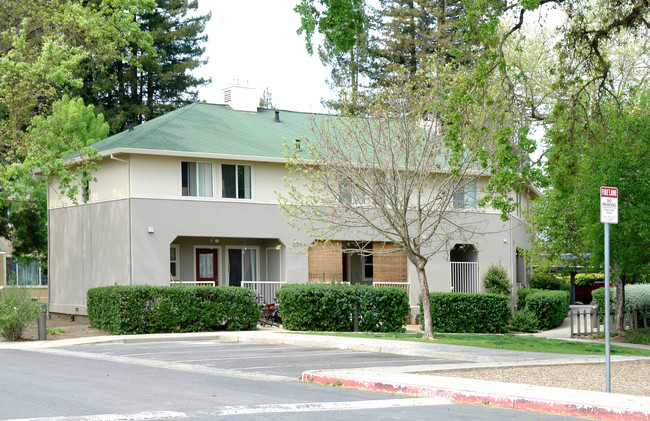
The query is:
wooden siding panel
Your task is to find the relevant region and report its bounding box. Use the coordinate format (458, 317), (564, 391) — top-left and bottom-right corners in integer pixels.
(373, 242), (407, 283)
(308, 241), (343, 282)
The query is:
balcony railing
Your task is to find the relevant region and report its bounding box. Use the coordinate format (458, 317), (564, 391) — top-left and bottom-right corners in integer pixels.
(170, 280), (216, 286)
(241, 281), (287, 304)
(450, 262), (479, 293)
(373, 282), (409, 293)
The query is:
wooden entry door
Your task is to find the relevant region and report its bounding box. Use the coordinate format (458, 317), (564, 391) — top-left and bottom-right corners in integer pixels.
(196, 248), (219, 285)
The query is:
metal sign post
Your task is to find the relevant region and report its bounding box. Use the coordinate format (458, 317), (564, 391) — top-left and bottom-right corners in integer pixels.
(600, 186), (618, 393)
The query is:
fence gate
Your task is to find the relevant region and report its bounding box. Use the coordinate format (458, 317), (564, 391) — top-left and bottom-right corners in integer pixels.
(450, 262), (479, 293)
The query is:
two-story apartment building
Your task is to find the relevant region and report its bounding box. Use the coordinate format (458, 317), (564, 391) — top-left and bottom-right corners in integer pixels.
(47, 86), (537, 317)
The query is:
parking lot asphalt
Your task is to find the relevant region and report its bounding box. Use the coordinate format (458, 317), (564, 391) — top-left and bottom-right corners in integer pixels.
(3, 329), (649, 421)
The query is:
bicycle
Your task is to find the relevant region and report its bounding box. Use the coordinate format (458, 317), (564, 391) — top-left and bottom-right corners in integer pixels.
(258, 296), (282, 327)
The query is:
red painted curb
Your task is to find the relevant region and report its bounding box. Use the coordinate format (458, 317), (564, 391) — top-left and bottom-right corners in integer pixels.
(302, 372), (649, 421)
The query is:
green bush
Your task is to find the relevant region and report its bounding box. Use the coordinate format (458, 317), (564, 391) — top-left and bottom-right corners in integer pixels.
(592, 284), (650, 311)
(276, 283), (408, 332)
(87, 285), (260, 334)
(0, 287), (42, 341)
(508, 308), (540, 333)
(525, 290), (570, 330)
(622, 327), (650, 345)
(516, 288), (543, 309)
(592, 284), (650, 325)
(530, 272), (570, 292)
(483, 265), (511, 296)
(421, 293), (511, 333)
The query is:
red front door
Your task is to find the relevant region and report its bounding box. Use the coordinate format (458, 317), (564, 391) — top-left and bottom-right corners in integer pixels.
(196, 249), (219, 285)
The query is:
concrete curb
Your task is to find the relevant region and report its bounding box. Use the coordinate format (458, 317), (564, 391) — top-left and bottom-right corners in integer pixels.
(302, 369), (650, 421)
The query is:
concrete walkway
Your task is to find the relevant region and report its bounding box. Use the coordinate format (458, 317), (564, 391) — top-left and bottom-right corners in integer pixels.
(2, 325), (649, 421)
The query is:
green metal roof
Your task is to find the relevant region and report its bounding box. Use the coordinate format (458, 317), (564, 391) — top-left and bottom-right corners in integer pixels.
(91, 103), (320, 159)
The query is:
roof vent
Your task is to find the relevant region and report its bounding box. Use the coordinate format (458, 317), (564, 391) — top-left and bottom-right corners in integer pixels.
(223, 80), (258, 112)
(274, 110), (280, 123)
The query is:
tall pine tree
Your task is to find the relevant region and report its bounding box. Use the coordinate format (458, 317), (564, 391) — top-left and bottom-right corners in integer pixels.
(76, 0), (210, 133)
(377, 0), (465, 78)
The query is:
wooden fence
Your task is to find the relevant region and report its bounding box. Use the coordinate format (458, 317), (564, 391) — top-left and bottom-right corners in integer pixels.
(570, 305), (649, 338)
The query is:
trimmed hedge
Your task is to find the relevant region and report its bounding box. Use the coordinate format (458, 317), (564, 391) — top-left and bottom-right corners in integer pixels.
(276, 283), (409, 332)
(87, 285), (260, 334)
(421, 293), (511, 333)
(525, 290), (570, 330)
(516, 288), (543, 309)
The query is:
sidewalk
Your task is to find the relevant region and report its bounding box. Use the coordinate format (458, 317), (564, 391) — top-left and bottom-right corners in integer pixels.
(2, 325), (649, 420)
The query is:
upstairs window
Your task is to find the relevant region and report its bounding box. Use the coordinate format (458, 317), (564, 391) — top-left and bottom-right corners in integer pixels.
(339, 182), (365, 205)
(453, 179), (477, 210)
(182, 162), (213, 197)
(222, 164), (251, 199)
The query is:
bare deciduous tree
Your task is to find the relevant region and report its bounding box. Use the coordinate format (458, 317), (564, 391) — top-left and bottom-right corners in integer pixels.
(279, 65), (532, 339)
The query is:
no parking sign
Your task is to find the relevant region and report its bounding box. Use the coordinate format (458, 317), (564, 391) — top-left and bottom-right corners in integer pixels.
(600, 187), (618, 224)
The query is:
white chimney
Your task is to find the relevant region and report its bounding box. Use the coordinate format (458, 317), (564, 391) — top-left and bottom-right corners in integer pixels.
(223, 80), (258, 112)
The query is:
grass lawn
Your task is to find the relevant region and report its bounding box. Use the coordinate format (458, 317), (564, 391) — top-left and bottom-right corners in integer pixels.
(297, 331), (650, 357)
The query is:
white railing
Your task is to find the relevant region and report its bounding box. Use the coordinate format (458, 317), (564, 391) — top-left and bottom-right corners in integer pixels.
(373, 282), (409, 293)
(241, 281), (287, 304)
(170, 280), (215, 286)
(450, 262), (479, 293)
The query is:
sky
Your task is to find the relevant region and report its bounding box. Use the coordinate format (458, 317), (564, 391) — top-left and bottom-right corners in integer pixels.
(193, 1), (332, 113)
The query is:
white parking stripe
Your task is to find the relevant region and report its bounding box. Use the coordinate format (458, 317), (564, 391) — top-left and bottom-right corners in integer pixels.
(119, 345), (299, 358)
(214, 398), (452, 415)
(170, 350), (362, 363)
(3, 411), (187, 421)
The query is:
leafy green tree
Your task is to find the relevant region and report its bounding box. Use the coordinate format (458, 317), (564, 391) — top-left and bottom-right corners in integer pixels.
(2, 96), (109, 261)
(0, 1), (146, 259)
(532, 95), (650, 331)
(295, 0), (375, 113)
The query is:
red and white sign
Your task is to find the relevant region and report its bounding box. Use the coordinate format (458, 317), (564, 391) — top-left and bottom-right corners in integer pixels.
(600, 186), (618, 224)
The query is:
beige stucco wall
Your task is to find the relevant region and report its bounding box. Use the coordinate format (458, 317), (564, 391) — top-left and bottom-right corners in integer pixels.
(47, 152), (535, 315)
(48, 158), (130, 209)
(48, 200), (131, 315)
(129, 155), (287, 203)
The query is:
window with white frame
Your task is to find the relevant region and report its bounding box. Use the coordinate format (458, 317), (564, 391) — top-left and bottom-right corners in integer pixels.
(181, 161), (213, 197)
(5, 257), (47, 286)
(453, 179), (477, 210)
(222, 164), (251, 199)
(170, 245), (179, 280)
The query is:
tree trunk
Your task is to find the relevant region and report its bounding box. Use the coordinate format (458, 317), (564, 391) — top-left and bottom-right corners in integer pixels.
(613, 267), (626, 332)
(417, 264), (435, 339)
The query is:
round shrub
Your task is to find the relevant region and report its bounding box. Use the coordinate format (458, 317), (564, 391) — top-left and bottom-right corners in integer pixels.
(0, 287), (41, 341)
(525, 290), (570, 330)
(483, 264), (511, 296)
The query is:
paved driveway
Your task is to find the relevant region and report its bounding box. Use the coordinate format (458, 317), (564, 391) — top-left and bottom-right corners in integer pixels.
(0, 340), (586, 420)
